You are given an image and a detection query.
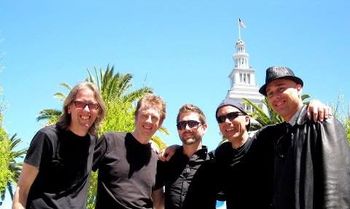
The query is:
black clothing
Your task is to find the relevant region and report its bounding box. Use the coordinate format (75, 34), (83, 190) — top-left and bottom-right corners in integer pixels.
(169, 132), (276, 209)
(268, 106), (350, 209)
(156, 146), (214, 209)
(215, 133), (275, 209)
(181, 126), (280, 209)
(25, 125), (95, 209)
(181, 156), (220, 209)
(93, 132), (158, 209)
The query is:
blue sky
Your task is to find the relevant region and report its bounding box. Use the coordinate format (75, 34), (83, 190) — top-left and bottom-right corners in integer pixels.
(1, 0), (349, 207)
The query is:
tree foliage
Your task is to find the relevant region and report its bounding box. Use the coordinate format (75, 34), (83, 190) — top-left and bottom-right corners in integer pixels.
(0, 137), (11, 203)
(327, 95), (350, 143)
(243, 98), (282, 129)
(86, 65), (153, 105)
(0, 115), (26, 206)
(345, 118), (350, 144)
(36, 109), (62, 125)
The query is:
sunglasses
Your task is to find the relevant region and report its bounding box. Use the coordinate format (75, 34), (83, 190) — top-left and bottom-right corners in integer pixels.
(73, 100), (100, 110)
(176, 120), (201, 130)
(216, 112), (245, 123)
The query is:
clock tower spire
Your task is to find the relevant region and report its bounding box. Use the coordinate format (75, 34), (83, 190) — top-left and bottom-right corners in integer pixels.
(224, 19), (264, 114)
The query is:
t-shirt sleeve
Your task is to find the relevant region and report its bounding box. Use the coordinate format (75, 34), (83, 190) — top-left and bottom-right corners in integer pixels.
(92, 134), (108, 171)
(24, 129), (51, 168)
(154, 160), (167, 190)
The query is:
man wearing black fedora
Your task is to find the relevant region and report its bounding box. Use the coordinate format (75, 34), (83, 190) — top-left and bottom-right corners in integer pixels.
(259, 66), (350, 209)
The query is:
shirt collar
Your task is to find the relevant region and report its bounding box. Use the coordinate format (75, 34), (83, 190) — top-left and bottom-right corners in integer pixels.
(287, 105), (307, 126)
(178, 145), (209, 160)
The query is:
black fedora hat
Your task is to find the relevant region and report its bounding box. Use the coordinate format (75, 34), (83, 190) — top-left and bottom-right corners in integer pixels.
(259, 66), (303, 96)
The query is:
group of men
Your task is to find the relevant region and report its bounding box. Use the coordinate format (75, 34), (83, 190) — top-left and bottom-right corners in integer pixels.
(12, 66), (350, 209)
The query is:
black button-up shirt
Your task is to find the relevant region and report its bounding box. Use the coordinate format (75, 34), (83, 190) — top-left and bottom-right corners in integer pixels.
(156, 146), (212, 209)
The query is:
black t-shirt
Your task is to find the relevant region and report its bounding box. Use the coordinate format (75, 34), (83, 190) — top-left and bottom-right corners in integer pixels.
(93, 132), (158, 209)
(215, 134), (275, 209)
(25, 124), (95, 209)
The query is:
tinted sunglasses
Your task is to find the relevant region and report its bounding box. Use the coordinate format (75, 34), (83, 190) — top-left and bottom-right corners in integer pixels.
(73, 100), (100, 110)
(176, 120), (201, 130)
(216, 112), (245, 123)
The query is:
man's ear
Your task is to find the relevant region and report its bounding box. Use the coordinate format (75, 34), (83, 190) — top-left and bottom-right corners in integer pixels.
(245, 116), (250, 125)
(202, 123), (208, 133)
(296, 84), (303, 95)
(68, 106), (71, 114)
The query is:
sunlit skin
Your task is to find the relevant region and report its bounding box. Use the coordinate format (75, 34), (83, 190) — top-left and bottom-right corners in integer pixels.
(177, 112), (207, 147)
(68, 87), (99, 136)
(265, 79), (303, 122)
(132, 105), (163, 144)
(217, 106), (249, 149)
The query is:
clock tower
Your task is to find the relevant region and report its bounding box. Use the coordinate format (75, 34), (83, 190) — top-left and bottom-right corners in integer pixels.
(223, 24), (265, 114)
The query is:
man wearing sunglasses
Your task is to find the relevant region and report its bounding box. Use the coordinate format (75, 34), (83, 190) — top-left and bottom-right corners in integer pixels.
(213, 101), (274, 209)
(259, 66), (350, 209)
(13, 82), (106, 209)
(154, 104), (219, 209)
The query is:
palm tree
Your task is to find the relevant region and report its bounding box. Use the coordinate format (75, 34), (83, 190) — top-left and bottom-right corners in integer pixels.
(36, 109), (62, 125)
(86, 65), (152, 104)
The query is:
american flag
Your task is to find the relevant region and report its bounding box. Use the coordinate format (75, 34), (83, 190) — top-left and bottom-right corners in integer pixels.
(239, 18), (246, 28)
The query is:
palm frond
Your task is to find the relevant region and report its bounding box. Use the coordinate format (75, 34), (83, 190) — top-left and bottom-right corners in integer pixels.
(243, 98), (283, 127)
(59, 82), (72, 91)
(54, 92), (66, 101)
(36, 109), (62, 122)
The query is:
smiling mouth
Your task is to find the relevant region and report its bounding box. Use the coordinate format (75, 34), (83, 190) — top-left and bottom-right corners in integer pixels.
(225, 126), (239, 133)
(143, 124), (153, 130)
(80, 115), (91, 120)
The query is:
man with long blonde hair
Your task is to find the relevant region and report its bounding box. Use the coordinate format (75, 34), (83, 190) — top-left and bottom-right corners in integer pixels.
(13, 81), (106, 209)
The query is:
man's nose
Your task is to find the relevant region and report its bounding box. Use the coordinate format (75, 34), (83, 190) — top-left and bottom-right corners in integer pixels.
(83, 104), (91, 111)
(145, 115), (152, 122)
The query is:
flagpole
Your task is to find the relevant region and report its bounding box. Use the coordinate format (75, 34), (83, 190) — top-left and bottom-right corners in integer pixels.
(238, 19), (241, 40)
